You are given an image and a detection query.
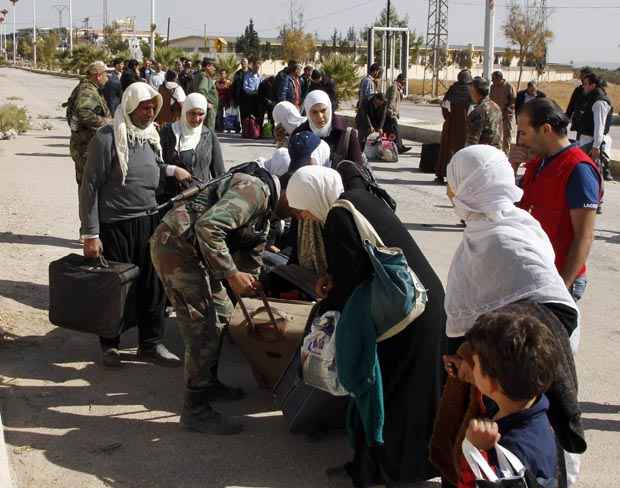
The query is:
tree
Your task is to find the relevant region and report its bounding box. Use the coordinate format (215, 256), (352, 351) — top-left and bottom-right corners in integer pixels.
(321, 54), (360, 102)
(154, 46), (185, 68)
(503, 0), (553, 89)
(331, 29), (339, 49)
(236, 19), (261, 59)
(103, 22), (129, 56)
(281, 28), (316, 63)
(216, 54), (240, 75)
(60, 44), (109, 74)
(453, 49), (473, 69)
(39, 32), (60, 69)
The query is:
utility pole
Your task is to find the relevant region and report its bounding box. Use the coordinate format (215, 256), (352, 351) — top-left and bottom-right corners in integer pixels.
(483, 0), (495, 79)
(150, 0), (155, 59)
(32, 0), (36, 67)
(166, 17), (170, 47)
(102, 0), (109, 28)
(0, 10), (6, 58)
(424, 0), (448, 97)
(385, 0), (391, 87)
(10, 0), (18, 65)
(68, 0), (72, 53)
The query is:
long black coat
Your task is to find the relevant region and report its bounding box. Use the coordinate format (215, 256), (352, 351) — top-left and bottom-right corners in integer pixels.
(321, 189), (445, 486)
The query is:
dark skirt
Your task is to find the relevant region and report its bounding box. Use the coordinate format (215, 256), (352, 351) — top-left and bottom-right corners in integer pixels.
(99, 214), (166, 347)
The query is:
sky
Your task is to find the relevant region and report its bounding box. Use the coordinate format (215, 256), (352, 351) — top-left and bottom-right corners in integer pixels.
(6, 0), (620, 66)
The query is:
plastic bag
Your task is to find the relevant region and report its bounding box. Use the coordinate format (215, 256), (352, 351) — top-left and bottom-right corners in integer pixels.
(301, 311), (349, 396)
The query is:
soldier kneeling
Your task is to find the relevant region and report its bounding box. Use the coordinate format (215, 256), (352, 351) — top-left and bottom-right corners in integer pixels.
(150, 164), (288, 435)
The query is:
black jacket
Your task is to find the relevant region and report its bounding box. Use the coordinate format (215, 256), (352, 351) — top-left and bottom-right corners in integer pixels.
(103, 71), (122, 115)
(515, 89), (546, 117)
(580, 88), (613, 137)
(307, 77), (338, 109)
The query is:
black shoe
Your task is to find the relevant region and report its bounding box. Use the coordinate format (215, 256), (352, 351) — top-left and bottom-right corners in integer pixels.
(434, 176), (446, 186)
(180, 389), (243, 435)
(101, 347), (122, 368)
(204, 381), (246, 402)
(137, 343), (182, 367)
(597, 205), (603, 215)
(398, 145), (412, 154)
(603, 168), (614, 181)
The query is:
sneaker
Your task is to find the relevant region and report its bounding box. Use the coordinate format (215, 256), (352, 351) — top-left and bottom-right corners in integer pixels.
(101, 347), (122, 368)
(136, 343), (182, 367)
(434, 176), (446, 186)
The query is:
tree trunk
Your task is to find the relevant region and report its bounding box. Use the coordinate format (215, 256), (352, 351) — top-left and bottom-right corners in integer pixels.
(517, 46), (525, 91)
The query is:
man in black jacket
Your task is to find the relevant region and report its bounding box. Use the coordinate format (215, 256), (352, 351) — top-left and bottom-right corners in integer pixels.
(515, 81), (546, 120)
(231, 58), (248, 108)
(307, 69), (338, 109)
(566, 67), (593, 136)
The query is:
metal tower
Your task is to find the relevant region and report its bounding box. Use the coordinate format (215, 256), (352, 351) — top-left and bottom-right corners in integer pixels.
(52, 4), (68, 31)
(423, 0), (448, 97)
(102, 0), (109, 28)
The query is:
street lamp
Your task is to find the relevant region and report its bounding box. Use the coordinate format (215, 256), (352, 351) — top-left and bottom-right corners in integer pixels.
(0, 9), (8, 58)
(32, 0), (36, 67)
(150, 0), (155, 59)
(9, 0), (18, 65)
(68, 0), (72, 53)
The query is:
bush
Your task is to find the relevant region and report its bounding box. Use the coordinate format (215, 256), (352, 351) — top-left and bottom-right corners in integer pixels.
(60, 44), (110, 74)
(154, 46), (185, 69)
(0, 104), (31, 134)
(321, 54), (360, 102)
(216, 54), (240, 76)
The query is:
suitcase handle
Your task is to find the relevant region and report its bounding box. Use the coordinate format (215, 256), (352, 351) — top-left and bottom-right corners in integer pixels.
(84, 255), (109, 269)
(235, 290), (288, 342)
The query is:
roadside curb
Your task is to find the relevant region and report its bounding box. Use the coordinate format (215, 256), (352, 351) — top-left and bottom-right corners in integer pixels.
(12, 66), (81, 80)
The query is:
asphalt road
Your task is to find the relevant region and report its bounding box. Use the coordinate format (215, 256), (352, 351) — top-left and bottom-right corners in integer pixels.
(0, 68), (619, 488)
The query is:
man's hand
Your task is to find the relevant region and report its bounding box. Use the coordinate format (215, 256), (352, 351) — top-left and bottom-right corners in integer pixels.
(591, 147), (601, 161)
(83, 238), (103, 258)
(466, 419), (501, 451)
(315, 274), (334, 299)
(174, 167), (192, 182)
(227, 271), (259, 296)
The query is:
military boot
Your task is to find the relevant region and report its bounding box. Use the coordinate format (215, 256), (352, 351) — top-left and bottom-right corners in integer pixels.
(180, 389), (243, 435)
(204, 362), (246, 402)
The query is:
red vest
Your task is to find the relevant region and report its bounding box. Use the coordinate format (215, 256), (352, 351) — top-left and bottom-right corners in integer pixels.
(519, 145), (600, 277)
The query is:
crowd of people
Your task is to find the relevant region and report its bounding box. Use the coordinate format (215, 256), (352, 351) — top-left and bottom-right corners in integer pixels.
(62, 57), (604, 488)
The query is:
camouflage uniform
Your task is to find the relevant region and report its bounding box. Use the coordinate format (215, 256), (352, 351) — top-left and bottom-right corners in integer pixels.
(193, 72), (219, 131)
(68, 79), (111, 185)
(150, 173), (272, 389)
(465, 97), (504, 151)
(490, 81), (516, 153)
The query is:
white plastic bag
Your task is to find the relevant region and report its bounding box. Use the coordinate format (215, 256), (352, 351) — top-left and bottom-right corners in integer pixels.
(364, 132), (382, 161)
(301, 311), (349, 396)
(462, 438), (529, 487)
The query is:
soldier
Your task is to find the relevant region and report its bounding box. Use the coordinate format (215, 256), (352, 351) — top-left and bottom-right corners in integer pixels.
(150, 164), (286, 435)
(192, 57), (219, 131)
(490, 71), (516, 153)
(68, 61), (111, 186)
(466, 76), (503, 150)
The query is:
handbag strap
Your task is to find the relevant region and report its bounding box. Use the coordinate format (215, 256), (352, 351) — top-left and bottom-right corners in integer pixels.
(331, 200), (384, 247)
(494, 443), (526, 477)
(462, 438), (499, 482)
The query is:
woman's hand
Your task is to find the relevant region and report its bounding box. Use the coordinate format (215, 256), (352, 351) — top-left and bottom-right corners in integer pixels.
(174, 167), (192, 182)
(315, 274), (334, 299)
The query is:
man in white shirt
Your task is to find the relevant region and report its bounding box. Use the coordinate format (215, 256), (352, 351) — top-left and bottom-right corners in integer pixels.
(579, 74), (614, 182)
(149, 62), (166, 90)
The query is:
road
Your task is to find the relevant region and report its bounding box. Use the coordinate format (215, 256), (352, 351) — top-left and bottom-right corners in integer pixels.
(0, 68), (619, 488)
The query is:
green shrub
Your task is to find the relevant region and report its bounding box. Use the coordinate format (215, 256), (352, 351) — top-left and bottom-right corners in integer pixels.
(154, 46), (185, 69)
(0, 104), (31, 134)
(321, 54), (360, 102)
(216, 54), (239, 76)
(59, 44), (110, 74)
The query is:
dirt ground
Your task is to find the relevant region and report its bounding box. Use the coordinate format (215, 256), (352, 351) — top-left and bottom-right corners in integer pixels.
(1, 68), (619, 488)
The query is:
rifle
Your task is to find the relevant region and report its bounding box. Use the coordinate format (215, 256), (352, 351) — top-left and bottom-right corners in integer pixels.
(146, 162), (256, 216)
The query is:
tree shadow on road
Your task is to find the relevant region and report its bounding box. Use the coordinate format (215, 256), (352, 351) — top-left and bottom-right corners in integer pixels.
(580, 401), (620, 414)
(595, 229), (620, 245)
(371, 165), (422, 174)
(37, 136), (69, 140)
(15, 152), (68, 158)
(403, 223), (464, 233)
(45, 143), (70, 148)
(0, 280), (48, 310)
(0, 232), (81, 249)
(376, 178), (438, 187)
(0, 326), (349, 488)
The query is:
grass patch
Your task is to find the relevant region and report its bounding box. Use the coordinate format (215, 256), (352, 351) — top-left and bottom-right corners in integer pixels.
(6, 96), (23, 101)
(0, 104), (31, 134)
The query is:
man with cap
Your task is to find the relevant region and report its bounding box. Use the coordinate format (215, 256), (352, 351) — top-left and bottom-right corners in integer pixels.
(68, 61), (112, 188)
(193, 58), (219, 130)
(466, 76), (503, 150)
(80, 82), (192, 367)
(490, 70), (516, 153)
(150, 162), (288, 435)
(287, 130), (329, 172)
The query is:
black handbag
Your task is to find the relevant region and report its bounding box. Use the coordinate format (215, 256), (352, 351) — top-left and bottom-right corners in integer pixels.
(49, 254), (140, 338)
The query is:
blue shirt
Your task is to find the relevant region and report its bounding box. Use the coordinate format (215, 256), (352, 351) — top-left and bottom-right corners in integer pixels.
(243, 72), (261, 94)
(536, 143), (600, 210)
(490, 395), (557, 484)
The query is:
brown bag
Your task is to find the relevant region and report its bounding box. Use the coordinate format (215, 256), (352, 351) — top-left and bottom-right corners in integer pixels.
(228, 293), (315, 388)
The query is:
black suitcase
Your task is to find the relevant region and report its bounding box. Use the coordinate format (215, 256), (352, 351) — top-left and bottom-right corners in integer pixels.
(273, 304), (348, 435)
(419, 143), (440, 173)
(49, 254), (140, 338)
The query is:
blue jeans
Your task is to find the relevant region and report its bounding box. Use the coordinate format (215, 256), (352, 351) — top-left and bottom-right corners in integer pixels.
(570, 276), (588, 302)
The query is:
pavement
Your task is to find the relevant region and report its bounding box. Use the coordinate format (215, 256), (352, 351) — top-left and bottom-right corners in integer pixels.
(0, 68), (619, 488)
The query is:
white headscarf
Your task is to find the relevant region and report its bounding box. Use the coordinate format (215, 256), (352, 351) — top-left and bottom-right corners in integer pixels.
(310, 140), (331, 167)
(303, 90), (333, 138)
(113, 82), (162, 185)
(264, 147), (291, 177)
(171, 92), (208, 152)
(273, 101), (306, 135)
(287, 166), (344, 224)
(445, 145), (578, 337)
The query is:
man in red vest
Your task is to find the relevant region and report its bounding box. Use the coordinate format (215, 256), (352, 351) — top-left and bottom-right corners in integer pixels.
(517, 98), (601, 301)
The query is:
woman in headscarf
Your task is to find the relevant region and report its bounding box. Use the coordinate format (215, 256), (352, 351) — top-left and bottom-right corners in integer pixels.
(272, 100), (306, 148)
(293, 90), (364, 167)
(159, 93), (225, 202)
(287, 166), (445, 487)
(79, 82), (192, 367)
(435, 69), (473, 185)
(439, 145), (585, 488)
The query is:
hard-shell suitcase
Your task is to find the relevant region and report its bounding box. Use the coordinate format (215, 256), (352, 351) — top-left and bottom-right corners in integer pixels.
(420, 143), (440, 173)
(273, 303), (348, 434)
(228, 294), (314, 388)
(242, 116), (261, 139)
(49, 254), (140, 338)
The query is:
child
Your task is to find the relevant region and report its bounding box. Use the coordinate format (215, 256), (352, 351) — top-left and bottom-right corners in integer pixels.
(462, 312), (561, 488)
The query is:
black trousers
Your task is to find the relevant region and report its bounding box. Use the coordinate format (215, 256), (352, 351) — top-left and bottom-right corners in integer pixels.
(99, 214), (165, 348)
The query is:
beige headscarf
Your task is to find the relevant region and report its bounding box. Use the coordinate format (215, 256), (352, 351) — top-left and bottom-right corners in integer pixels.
(113, 82), (163, 185)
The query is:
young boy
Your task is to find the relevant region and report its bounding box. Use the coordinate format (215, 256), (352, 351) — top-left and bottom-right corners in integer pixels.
(462, 312), (561, 487)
